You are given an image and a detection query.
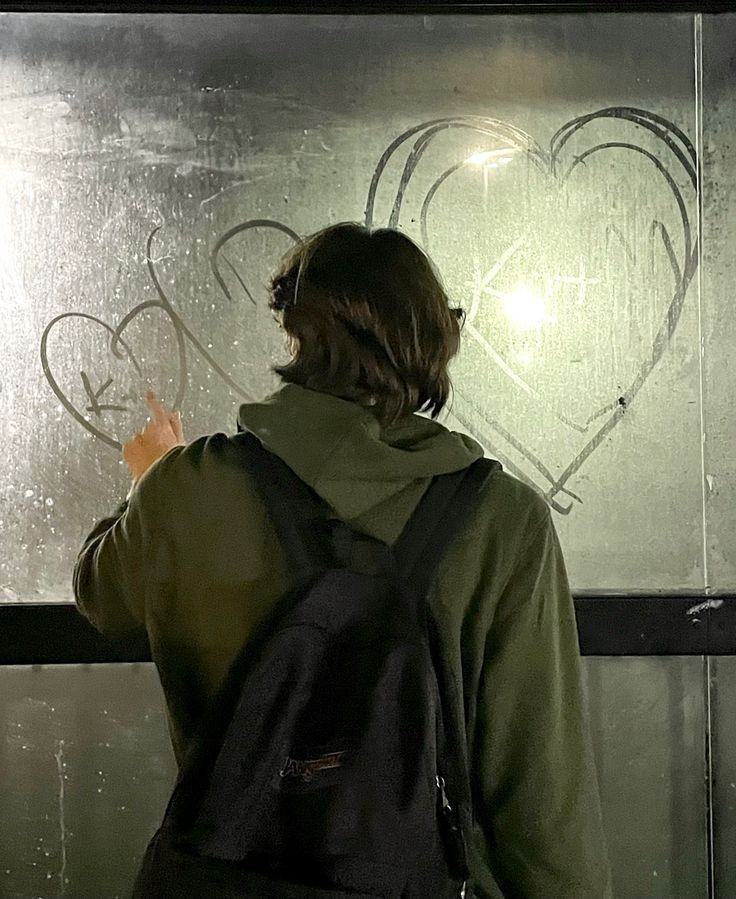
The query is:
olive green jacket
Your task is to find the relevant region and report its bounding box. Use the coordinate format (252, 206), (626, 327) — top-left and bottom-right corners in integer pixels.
(74, 384), (613, 899)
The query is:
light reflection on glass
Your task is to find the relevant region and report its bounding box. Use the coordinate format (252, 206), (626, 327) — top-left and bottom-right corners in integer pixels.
(497, 282), (556, 331)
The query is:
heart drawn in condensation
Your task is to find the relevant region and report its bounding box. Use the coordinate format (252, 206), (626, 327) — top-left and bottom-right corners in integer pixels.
(40, 300), (188, 450)
(364, 108), (698, 512)
(41, 221), (300, 450)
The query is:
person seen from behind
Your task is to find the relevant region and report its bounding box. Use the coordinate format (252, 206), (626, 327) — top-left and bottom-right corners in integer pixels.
(74, 222), (613, 898)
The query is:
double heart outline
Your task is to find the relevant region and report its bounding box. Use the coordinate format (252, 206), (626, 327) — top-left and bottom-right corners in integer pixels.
(40, 107), (697, 514)
(364, 107), (697, 512)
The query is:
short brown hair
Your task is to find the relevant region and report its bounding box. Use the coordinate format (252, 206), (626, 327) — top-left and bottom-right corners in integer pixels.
(268, 222), (463, 426)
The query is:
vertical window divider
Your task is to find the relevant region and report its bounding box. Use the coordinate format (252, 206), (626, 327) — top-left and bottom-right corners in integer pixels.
(693, 13), (714, 897)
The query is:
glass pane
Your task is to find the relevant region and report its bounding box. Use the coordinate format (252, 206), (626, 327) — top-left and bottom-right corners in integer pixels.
(712, 656), (736, 896)
(0, 11), (703, 598)
(0, 665), (176, 899)
(582, 656), (707, 899)
(0, 659), (707, 898)
(702, 12), (736, 591)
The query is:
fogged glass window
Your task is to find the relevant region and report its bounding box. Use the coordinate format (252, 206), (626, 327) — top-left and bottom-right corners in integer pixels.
(0, 12), (720, 598)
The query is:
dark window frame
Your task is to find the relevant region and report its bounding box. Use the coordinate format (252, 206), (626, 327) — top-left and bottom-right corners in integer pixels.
(0, 595), (733, 664)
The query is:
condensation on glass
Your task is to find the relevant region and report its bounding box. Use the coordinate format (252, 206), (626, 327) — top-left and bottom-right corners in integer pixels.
(0, 11), (720, 599)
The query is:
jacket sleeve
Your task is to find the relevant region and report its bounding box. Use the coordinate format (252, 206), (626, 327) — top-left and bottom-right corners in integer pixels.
(73, 461), (168, 637)
(470, 511), (614, 899)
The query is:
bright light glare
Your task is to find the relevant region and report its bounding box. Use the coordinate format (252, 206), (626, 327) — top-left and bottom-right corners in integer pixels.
(500, 284), (552, 330)
(466, 148), (516, 166)
(467, 151), (493, 165)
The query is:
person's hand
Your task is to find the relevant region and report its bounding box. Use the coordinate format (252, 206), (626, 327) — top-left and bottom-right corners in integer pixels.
(122, 391), (185, 483)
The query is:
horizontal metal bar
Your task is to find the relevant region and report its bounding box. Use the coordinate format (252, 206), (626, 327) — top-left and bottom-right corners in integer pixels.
(0, 595), (735, 664)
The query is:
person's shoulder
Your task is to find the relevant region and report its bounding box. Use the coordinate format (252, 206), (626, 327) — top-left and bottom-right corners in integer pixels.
(156, 431), (242, 472)
(475, 463), (551, 537)
(135, 431), (266, 531)
(138, 431), (248, 499)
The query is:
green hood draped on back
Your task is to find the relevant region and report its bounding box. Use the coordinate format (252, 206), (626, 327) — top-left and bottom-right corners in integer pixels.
(237, 384), (484, 541)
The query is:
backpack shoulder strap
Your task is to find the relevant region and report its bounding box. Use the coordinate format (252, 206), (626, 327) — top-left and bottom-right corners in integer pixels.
(234, 430), (334, 581)
(394, 457), (500, 599)
(394, 457), (500, 884)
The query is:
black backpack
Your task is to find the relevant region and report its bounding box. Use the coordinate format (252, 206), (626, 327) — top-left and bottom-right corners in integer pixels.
(132, 432), (499, 899)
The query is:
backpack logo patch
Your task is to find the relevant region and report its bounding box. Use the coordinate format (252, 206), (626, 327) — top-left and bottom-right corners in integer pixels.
(279, 750), (346, 783)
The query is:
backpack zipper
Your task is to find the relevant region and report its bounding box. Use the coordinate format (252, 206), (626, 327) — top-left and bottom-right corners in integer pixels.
(436, 774), (452, 812)
(436, 775), (468, 898)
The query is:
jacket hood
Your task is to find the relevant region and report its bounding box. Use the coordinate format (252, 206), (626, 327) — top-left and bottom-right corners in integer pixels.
(236, 384), (484, 522)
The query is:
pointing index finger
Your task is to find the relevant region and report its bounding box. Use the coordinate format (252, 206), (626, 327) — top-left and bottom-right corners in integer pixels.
(145, 390), (169, 424)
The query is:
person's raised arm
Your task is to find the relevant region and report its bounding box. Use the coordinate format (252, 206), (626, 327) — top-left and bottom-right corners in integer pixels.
(73, 392), (184, 636)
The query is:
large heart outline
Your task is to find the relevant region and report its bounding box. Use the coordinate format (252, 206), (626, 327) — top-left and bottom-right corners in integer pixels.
(363, 108), (698, 512)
